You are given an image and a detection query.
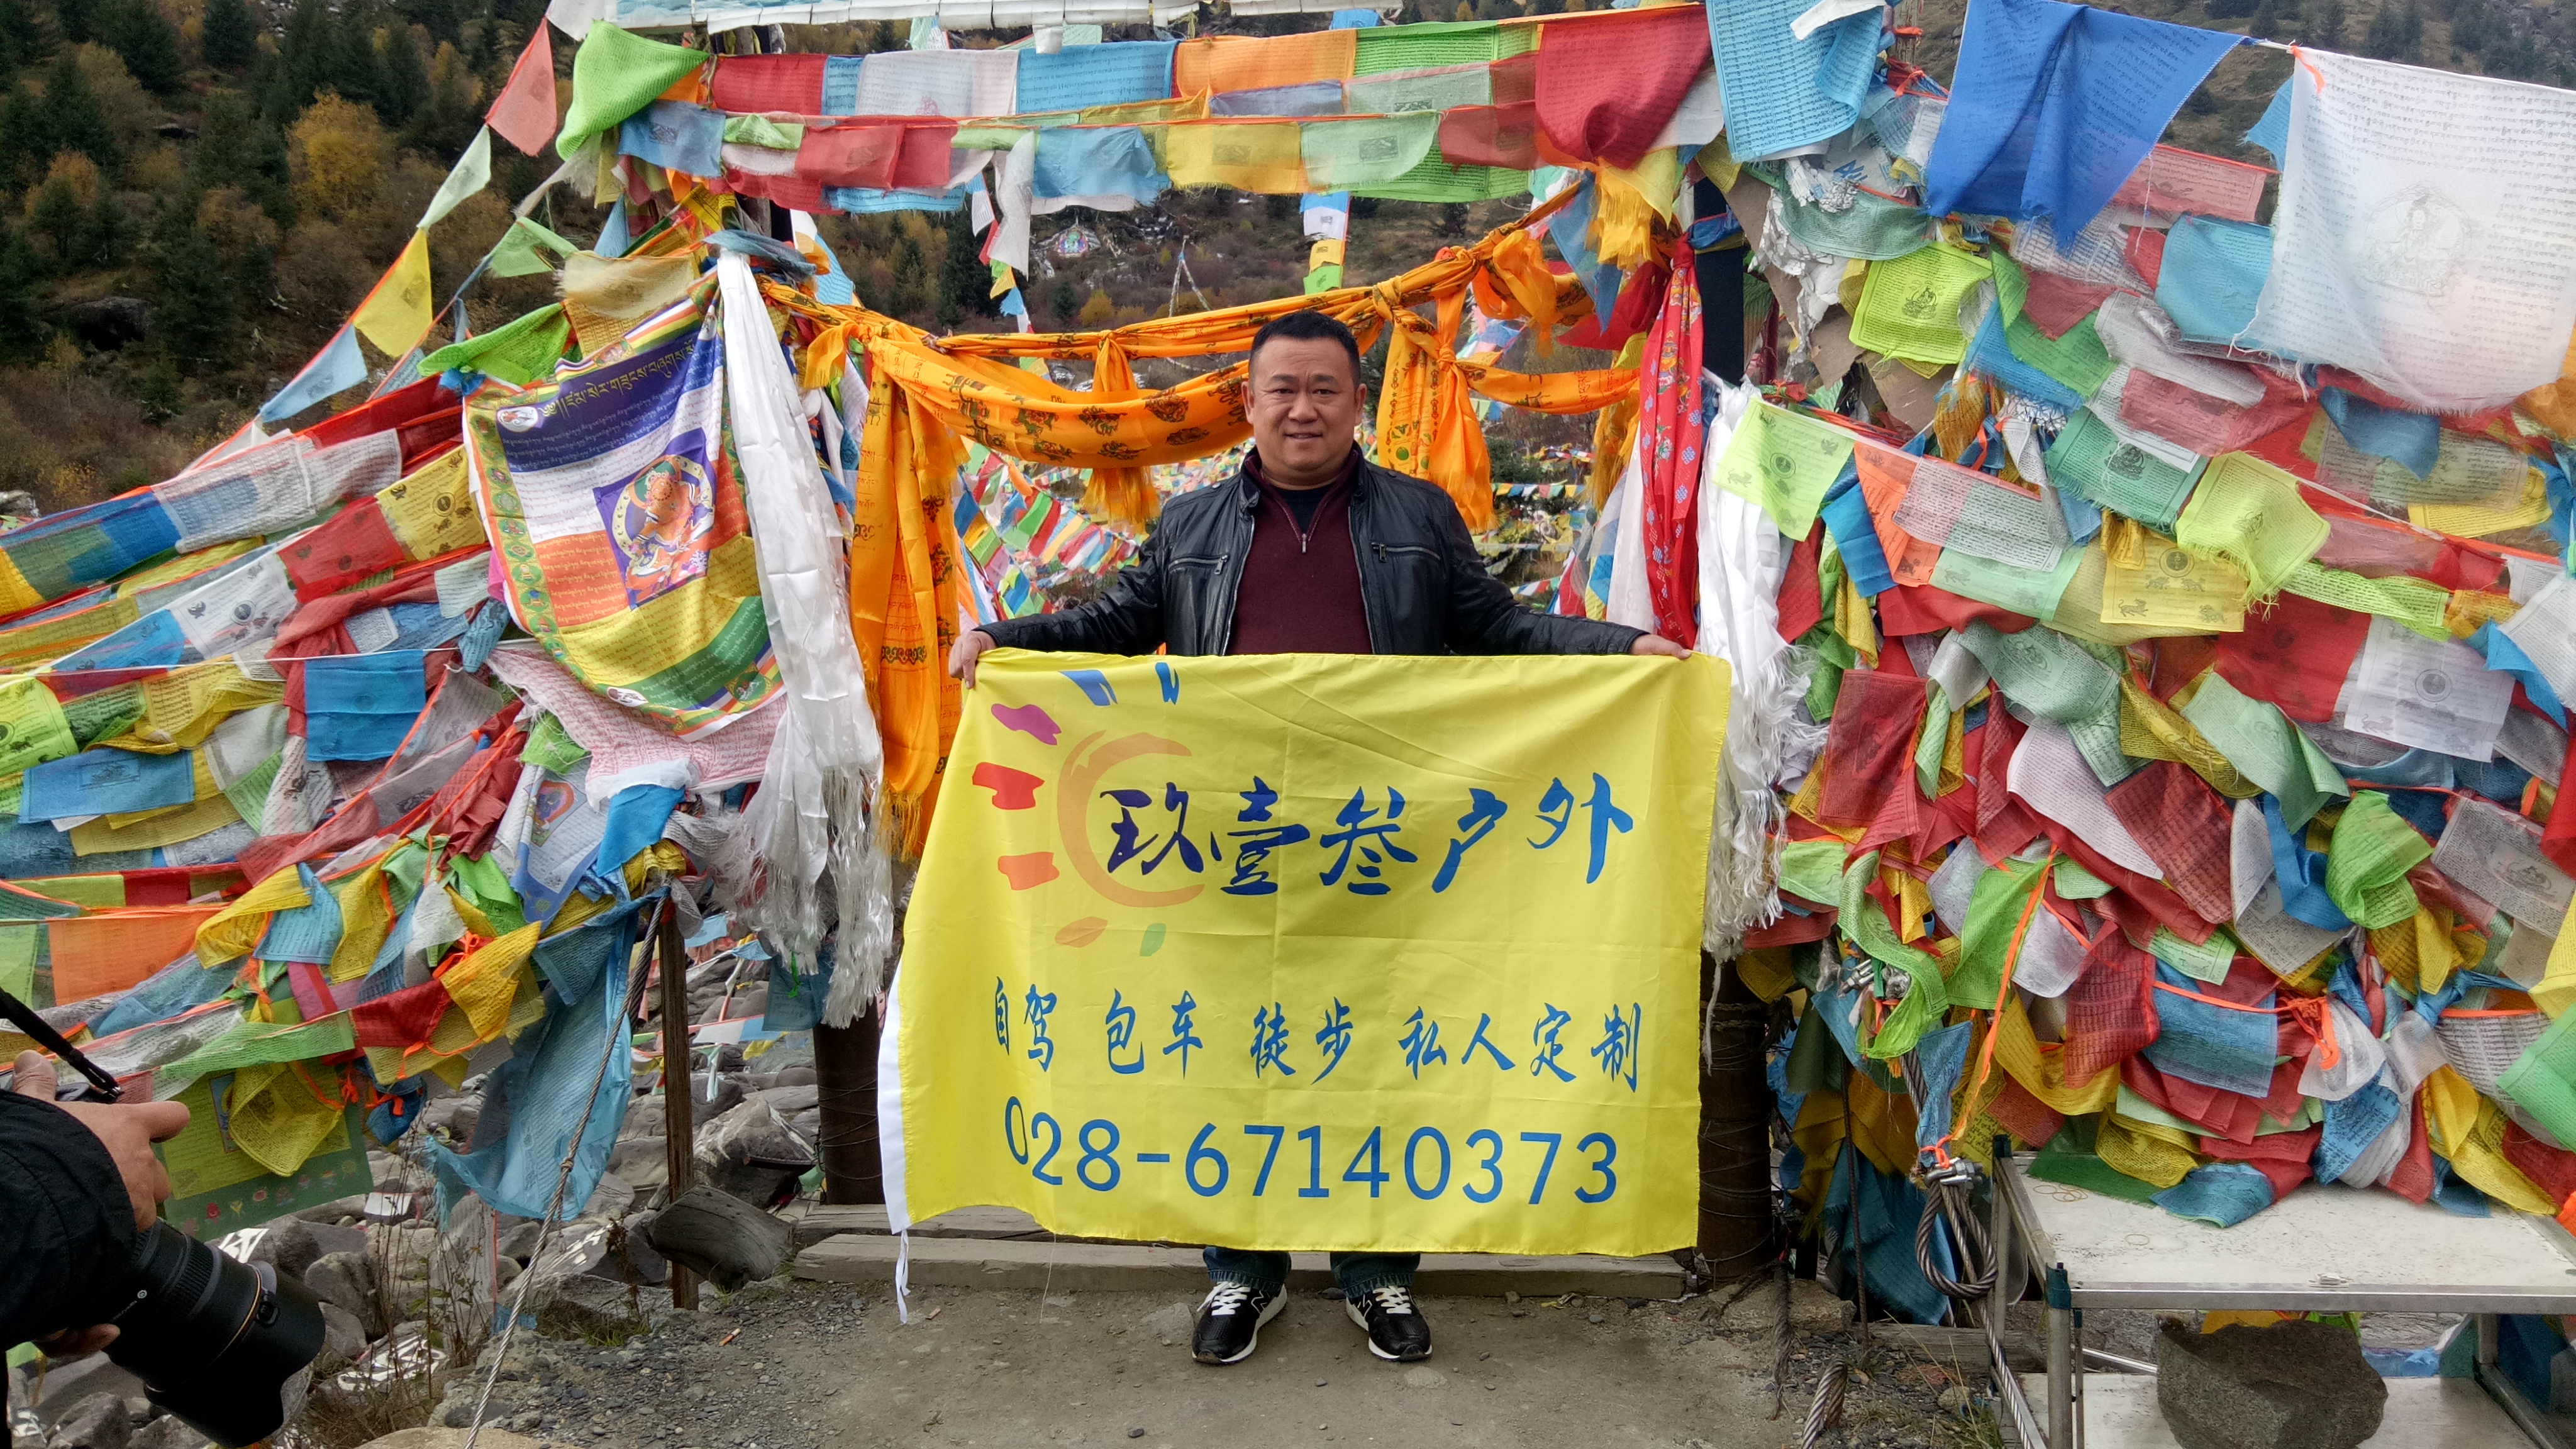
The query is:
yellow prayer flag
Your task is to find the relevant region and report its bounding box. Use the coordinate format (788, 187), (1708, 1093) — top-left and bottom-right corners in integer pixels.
(352, 230), (435, 358)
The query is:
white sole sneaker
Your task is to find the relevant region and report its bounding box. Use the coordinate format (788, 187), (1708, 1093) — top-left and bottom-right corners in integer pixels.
(1344, 1298), (1432, 1362)
(1196, 1289), (1287, 1365)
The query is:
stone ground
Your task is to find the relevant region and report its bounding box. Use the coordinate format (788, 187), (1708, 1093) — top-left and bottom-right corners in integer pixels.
(450, 1277), (2001, 1449)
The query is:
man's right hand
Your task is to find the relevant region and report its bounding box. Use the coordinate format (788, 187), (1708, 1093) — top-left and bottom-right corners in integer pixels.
(12, 1050), (187, 1233)
(948, 628), (998, 690)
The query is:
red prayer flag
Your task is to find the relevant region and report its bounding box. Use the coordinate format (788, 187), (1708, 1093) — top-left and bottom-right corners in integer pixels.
(2212, 590), (2370, 723)
(1530, 4), (1711, 170)
(487, 21), (560, 157)
(1814, 670), (1926, 830)
(2102, 760), (2236, 924)
(709, 52), (828, 116)
(1437, 103), (1540, 171)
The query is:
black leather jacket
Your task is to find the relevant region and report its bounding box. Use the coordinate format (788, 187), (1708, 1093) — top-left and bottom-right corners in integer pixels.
(979, 457), (1645, 658)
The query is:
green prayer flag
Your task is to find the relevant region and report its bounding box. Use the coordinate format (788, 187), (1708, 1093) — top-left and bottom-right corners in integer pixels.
(2176, 673), (2348, 828)
(420, 125), (494, 230)
(1774, 839), (1845, 906)
(1950, 854), (2046, 1010)
(1713, 401), (1857, 541)
(165, 1014), (358, 1082)
(2324, 791), (2432, 929)
(2174, 452), (2329, 599)
(418, 303), (574, 386)
(489, 216), (579, 279)
(558, 23), (708, 160)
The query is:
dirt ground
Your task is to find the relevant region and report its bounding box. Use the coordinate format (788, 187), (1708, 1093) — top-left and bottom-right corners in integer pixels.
(462, 1277), (2001, 1449)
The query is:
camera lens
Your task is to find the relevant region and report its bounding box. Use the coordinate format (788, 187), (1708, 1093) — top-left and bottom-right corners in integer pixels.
(104, 1221), (327, 1448)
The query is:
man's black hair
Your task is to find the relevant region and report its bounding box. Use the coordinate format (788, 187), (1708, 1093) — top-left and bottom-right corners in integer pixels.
(1248, 310), (1363, 386)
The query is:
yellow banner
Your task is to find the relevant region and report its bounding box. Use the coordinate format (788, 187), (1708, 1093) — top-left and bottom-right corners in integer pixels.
(888, 651), (1728, 1257)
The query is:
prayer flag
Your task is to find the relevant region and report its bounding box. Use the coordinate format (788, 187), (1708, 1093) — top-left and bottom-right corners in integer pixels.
(488, 21), (559, 156)
(351, 230), (435, 358)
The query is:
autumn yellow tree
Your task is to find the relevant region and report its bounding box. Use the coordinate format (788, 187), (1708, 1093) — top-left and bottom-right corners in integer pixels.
(287, 93), (395, 226)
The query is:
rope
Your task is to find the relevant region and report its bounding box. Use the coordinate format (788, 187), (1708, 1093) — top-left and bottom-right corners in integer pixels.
(1911, 1177), (1997, 1301)
(1770, 1254), (1792, 1421)
(1802, 1360), (1847, 1449)
(457, 894), (667, 1449)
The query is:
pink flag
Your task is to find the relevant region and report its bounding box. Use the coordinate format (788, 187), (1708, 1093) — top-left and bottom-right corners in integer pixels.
(487, 22), (558, 157)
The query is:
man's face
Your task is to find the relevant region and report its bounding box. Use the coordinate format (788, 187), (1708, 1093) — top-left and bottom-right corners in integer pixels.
(1246, 336), (1362, 483)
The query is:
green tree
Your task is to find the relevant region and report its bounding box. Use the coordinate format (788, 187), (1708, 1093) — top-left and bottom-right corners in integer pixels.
(2309, 0), (2350, 44)
(74, 187), (129, 267)
(194, 90), (297, 223)
(0, 225), (47, 362)
(374, 23), (428, 126)
(150, 201), (236, 367)
(0, 0), (49, 75)
(263, 0), (336, 121)
(939, 209), (985, 328)
(40, 52), (121, 176)
(201, 0), (260, 70)
(2362, 0), (2423, 57)
(28, 170), (86, 264)
(97, 0), (182, 93)
(54, 0), (99, 44)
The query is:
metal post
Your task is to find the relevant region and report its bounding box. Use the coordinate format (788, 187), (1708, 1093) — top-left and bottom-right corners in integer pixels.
(656, 906), (699, 1311)
(814, 1004), (884, 1204)
(1984, 1144), (2016, 1333)
(2045, 1263), (2075, 1449)
(1698, 951), (1774, 1280)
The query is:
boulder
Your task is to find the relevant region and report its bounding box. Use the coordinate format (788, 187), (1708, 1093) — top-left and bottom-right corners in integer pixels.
(620, 1096), (667, 1139)
(125, 1417), (206, 1449)
(313, 1302), (368, 1373)
(643, 1184), (791, 1291)
(248, 1218), (367, 1282)
(532, 1275), (660, 1344)
(591, 1213), (670, 1286)
(770, 1065), (816, 1088)
(64, 297), (148, 351)
(2156, 1320), (2387, 1449)
(578, 1172), (635, 1220)
(608, 1136), (669, 1188)
(47, 1394), (129, 1449)
(304, 1252), (386, 1338)
(692, 1101), (810, 1208)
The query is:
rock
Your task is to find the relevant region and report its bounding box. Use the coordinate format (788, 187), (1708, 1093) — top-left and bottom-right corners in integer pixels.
(1138, 1299), (1195, 1344)
(48, 1394), (130, 1449)
(747, 1084), (818, 1118)
(2156, 1320), (2387, 1449)
(621, 1097), (667, 1139)
(64, 297), (148, 351)
(609, 1136), (669, 1192)
(602, 1213), (670, 1285)
(580, 1173), (637, 1221)
(692, 1101), (809, 1208)
(314, 1303), (368, 1373)
(248, 1218), (367, 1282)
(1938, 1385), (1974, 1411)
(535, 1274), (660, 1343)
(690, 1075), (745, 1122)
(496, 1221), (543, 1263)
(123, 1418), (206, 1449)
(642, 1184), (790, 1291)
(770, 1065), (816, 1088)
(352, 1428), (541, 1449)
(289, 1194), (372, 1226)
(421, 1096), (480, 1146)
(305, 1252), (386, 1338)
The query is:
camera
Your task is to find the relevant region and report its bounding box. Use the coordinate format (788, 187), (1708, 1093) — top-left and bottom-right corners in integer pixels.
(3, 986), (327, 1448)
(99, 1219), (328, 1448)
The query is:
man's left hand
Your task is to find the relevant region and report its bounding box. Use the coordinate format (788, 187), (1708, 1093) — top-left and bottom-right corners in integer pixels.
(1629, 635), (1690, 659)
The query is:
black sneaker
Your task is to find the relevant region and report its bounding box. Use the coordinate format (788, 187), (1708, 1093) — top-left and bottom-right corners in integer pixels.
(1191, 1280), (1284, 1365)
(1345, 1285), (1432, 1362)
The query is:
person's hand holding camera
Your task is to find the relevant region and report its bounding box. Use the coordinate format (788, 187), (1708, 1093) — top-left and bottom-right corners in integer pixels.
(11, 1050), (189, 1356)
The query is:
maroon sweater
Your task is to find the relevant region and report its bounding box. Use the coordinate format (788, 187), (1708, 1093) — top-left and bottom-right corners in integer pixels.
(1226, 449), (1374, 655)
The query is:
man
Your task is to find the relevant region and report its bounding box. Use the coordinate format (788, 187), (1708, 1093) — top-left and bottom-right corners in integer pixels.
(4, 1050), (191, 1445)
(950, 309), (1685, 1367)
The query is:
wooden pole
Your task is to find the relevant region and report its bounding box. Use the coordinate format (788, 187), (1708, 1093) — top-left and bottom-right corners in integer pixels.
(657, 905), (699, 1310)
(1699, 950), (1779, 1282)
(813, 1003), (884, 1205)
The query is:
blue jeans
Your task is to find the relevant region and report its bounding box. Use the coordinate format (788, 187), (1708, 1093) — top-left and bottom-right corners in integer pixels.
(1204, 1246), (1418, 1296)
